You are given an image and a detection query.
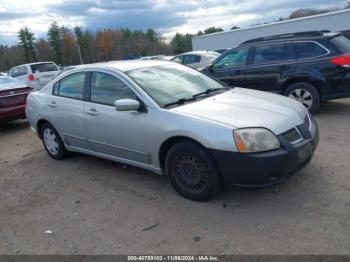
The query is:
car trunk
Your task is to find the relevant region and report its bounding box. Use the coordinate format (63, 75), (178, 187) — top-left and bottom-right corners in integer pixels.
(31, 63), (59, 86)
(0, 87), (33, 108)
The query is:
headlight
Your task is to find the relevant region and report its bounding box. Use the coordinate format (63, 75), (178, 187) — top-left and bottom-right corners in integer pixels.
(233, 128), (280, 153)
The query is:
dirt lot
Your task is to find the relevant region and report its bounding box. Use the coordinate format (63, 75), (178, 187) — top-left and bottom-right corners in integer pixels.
(0, 100), (350, 255)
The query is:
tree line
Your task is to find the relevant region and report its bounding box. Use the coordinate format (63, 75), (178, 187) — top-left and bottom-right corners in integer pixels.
(0, 23), (227, 72)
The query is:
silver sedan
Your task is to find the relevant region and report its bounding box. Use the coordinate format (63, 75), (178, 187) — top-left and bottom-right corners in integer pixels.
(26, 61), (319, 201)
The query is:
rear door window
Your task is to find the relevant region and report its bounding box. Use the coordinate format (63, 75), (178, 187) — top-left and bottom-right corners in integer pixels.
(252, 43), (284, 65)
(31, 63), (58, 73)
(293, 42), (328, 59)
(283, 43), (296, 61)
(213, 47), (249, 70)
(54, 72), (86, 100)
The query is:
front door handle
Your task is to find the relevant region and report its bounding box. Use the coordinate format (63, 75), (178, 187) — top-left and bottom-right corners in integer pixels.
(48, 101), (57, 108)
(86, 109), (99, 116)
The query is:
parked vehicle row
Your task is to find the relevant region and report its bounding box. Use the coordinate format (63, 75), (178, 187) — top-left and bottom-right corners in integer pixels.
(26, 61), (319, 201)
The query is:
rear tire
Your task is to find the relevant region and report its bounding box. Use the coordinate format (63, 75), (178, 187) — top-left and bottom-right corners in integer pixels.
(165, 141), (222, 201)
(41, 122), (68, 160)
(284, 82), (320, 113)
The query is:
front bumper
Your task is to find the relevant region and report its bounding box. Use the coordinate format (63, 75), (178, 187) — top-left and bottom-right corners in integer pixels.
(210, 118), (319, 188)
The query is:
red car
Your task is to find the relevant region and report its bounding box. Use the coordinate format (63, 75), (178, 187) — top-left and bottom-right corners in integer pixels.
(0, 76), (33, 122)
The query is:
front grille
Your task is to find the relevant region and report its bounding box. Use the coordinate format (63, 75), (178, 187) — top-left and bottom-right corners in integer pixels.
(282, 128), (303, 144)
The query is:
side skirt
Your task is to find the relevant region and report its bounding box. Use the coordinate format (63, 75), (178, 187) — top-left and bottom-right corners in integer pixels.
(65, 145), (163, 175)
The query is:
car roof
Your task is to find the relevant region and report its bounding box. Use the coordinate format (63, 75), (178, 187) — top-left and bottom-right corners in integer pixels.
(70, 60), (175, 72)
(177, 51), (219, 56)
(239, 31), (341, 47)
(15, 62), (57, 67)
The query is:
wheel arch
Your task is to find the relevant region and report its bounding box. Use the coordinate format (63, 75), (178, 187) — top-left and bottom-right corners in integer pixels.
(36, 119), (51, 139)
(158, 136), (221, 171)
(281, 77), (323, 95)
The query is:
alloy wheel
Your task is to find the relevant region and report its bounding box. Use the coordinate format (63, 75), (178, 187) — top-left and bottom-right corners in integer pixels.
(43, 127), (59, 156)
(288, 88), (314, 109)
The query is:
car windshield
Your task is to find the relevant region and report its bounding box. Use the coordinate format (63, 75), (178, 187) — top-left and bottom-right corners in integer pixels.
(30, 63), (58, 73)
(126, 64), (225, 107)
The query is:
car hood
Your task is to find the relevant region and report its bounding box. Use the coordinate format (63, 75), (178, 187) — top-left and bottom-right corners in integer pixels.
(172, 88), (308, 135)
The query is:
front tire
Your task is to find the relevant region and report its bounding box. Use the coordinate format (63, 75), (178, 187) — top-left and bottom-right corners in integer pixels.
(284, 82), (320, 113)
(41, 123), (67, 160)
(165, 141), (222, 201)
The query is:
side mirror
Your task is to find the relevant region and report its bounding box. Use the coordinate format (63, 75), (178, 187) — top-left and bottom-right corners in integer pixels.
(208, 64), (214, 73)
(114, 99), (141, 112)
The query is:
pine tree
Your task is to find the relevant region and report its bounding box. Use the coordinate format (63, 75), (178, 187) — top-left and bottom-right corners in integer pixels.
(17, 27), (36, 62)
(48, 22), (63, 65)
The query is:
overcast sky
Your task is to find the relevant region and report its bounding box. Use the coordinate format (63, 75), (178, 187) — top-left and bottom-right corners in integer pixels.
(0, 0), (348, 45)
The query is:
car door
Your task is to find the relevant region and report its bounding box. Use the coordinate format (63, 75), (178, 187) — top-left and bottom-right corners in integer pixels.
(49, 71), (89, 149)
(84, 70), (151, 164)
(241, 42), (296, 92)
(208, 47), (250, 87)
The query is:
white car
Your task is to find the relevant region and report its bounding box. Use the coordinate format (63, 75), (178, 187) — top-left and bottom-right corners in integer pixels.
(171, 51), (220, 70)
(9, 62), (60, 90)
(26, 61), (319, 201)
(140, 55), (173, 61)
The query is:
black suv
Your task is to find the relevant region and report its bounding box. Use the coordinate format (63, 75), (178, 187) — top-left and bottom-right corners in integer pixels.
(203, 31), (350, 112)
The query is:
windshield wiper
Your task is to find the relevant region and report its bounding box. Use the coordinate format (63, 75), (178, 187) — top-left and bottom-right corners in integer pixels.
(192, 87), (229, 98)
(163, 97), (196, 108)
(163, 87), (232, 108)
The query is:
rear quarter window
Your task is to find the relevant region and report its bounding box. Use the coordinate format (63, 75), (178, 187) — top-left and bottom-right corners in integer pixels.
(293, 42), (328, 59)
(330, 36), (350, 53)
(31, 63), (58, 73)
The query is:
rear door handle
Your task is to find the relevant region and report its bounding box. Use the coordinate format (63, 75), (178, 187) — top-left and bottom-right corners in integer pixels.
(86, 109), (99, 116)
(48, 101), (57, 108)
(279, 65), (289, 71)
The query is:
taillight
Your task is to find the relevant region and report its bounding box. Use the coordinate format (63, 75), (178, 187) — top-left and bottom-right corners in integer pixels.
(25, 92), (30, 109)
(28, 74), (35, 81)
(331, 55), (350, 67)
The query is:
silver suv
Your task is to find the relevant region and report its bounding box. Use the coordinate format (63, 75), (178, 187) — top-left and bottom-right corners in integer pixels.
(26, 61), (319, 201)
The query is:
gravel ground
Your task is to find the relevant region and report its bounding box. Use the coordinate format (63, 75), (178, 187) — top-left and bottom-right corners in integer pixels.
(0, 99), (349, 255)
